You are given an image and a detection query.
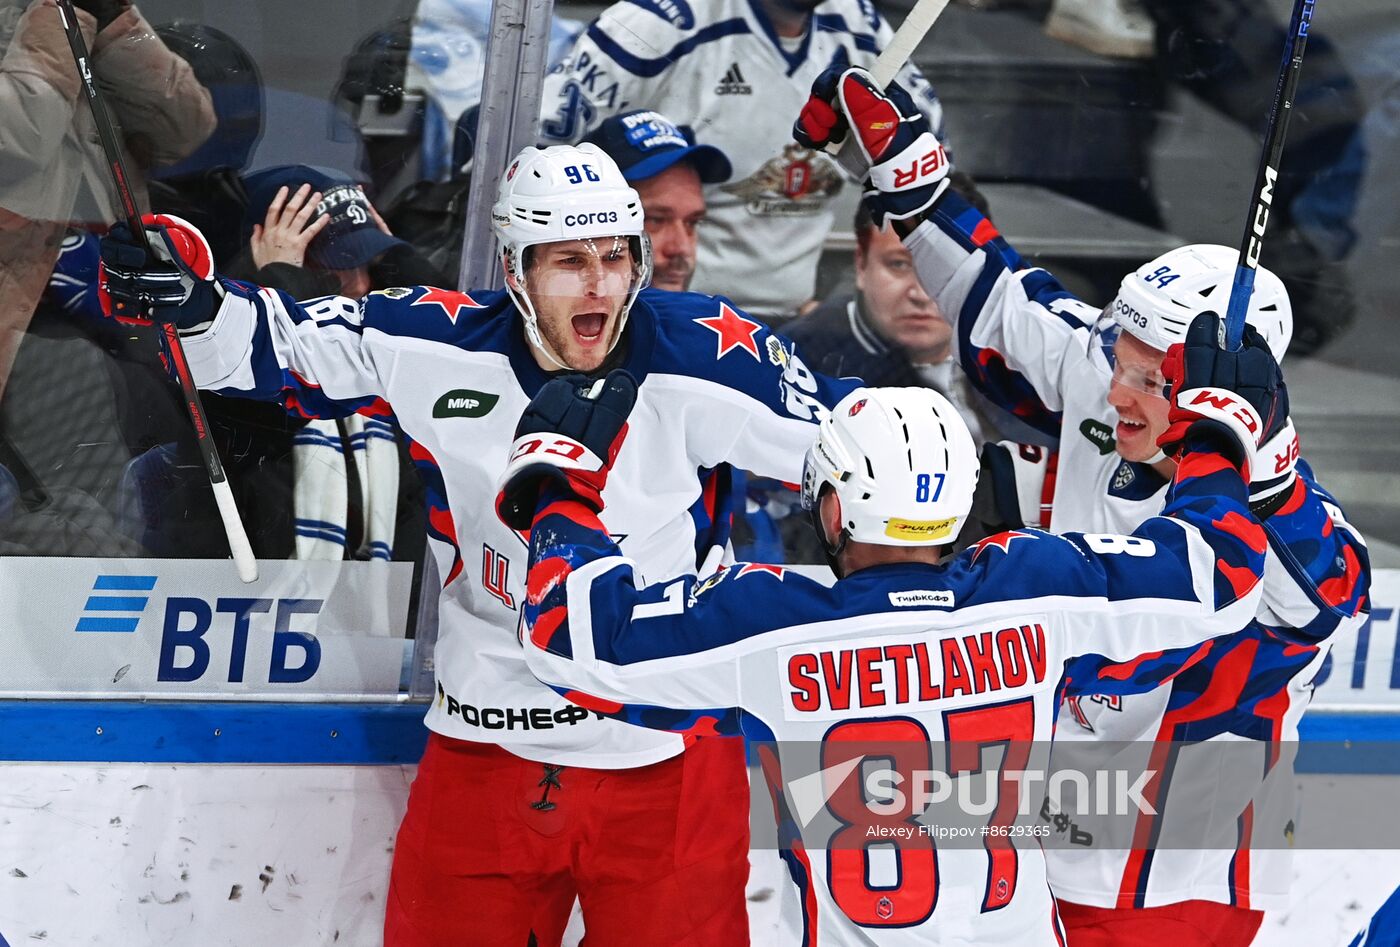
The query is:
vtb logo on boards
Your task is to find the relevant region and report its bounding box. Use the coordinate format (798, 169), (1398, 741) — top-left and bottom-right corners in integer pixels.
(74, 575), (324, 684)
(75, 574), (156, 633)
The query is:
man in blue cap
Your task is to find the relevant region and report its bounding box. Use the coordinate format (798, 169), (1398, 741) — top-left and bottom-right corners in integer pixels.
(241, 164), (413, 299)
(583, 109), (730, 293)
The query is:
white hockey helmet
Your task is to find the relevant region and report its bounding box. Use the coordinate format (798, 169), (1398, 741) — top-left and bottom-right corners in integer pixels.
(801, 387), (980, 556)
(493, 143), (653, 366)
(1091, 244), (1293, 390)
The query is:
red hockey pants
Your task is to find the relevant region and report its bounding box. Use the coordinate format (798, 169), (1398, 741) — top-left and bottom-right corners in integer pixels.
(1057, 898), (1265, 946)
(385, 733), (751, 946)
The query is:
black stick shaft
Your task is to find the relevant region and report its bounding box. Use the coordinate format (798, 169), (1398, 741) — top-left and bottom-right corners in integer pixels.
(54, 0), (256, 579)
(1223, 0), (1316, 350)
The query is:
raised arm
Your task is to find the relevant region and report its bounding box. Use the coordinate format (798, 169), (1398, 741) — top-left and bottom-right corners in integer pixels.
(97, 215), (457, 419)
(794, 66), (1103, 439)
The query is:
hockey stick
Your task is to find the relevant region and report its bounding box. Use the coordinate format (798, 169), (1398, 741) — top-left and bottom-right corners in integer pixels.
(1222, 0), (1317, 351)
(831, 0), (953, 177)
(54, 0), (259, 582)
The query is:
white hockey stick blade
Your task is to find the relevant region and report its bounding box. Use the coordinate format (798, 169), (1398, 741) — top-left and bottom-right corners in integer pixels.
(213, 478), (259, 583)
(831, 0), (953, 177)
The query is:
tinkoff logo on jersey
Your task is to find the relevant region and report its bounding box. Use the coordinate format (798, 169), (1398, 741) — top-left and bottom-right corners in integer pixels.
(715, 62), (751, 95)
(433, 389), (499, 418)
(888, 589), (955, 608)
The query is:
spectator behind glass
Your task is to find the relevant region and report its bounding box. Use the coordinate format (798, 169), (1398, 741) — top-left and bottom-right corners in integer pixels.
(0, 0), (214, 399)
(206, 164), (436, 563)
(146, 21), (264, 268)
(0, 0), (213, 556)
(1038, 0), (1367, 353)
(785, 183), (1000, 446)
(406, 0), (583, 182)
(581, 109), (731, 293)
(235, 165), (445, 298)
(538, 0), (948, 321)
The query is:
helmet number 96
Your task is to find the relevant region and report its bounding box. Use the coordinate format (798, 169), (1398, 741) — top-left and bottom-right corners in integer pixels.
(564, 164), (602, 184)
(915, 473), (945, 503)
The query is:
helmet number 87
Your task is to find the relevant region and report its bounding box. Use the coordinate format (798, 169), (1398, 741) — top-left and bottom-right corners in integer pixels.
(915, 473), (944, 503)
(564, 164), (601, 184)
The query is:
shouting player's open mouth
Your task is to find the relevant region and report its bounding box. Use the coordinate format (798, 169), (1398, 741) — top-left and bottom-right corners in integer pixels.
(572, 311), (608, 346)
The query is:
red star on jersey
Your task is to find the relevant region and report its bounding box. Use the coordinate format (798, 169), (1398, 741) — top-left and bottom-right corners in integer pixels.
(736, 562), (787, 580)
(412, 286), (484, 324)
(696, 303), (762, 361)
(969, 529), (1037, 562)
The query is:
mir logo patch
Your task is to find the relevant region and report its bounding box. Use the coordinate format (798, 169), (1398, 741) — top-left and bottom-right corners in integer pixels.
(1079, 418), (1116, 456)
(75, 575), (157, 633)
(433, 389), (499, 418)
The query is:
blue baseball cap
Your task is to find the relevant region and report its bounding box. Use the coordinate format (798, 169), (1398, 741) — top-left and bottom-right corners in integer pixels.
(243, 164), (406, 270)
(582, 110), (731, 185)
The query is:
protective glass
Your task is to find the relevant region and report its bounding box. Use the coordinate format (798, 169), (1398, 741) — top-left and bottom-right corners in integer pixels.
(519, 235), (651, 300)
(1087, 308), (1169, 398)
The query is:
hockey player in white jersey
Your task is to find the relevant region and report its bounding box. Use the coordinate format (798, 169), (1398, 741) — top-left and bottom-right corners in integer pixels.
(538, 0), (945, 319)
(97, 144), (858, 946)
(797, 67), (1371, 943)
(496, 314), (1299, 944)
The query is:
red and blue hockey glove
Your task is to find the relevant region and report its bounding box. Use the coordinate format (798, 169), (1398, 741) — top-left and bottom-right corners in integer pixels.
(99, 214), (221, 329)
(1157, 311), (1290, 483)
(496, 370), (638, 532)
(794, 66), (950, 227)
(793, 66), (848, 152)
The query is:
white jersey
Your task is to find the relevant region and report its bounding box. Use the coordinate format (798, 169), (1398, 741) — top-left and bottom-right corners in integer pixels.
(903, 194), (1371, 910)
(180, 281), (855, 767)
(538, 0), (944, 318)
(518, 442), (1273, 944)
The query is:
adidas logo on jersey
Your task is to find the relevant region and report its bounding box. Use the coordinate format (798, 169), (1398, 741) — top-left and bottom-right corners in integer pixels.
(715, 63), (752, 95)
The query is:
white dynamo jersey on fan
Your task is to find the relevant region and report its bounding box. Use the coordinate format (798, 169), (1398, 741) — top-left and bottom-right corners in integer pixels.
(904, 193), (1370, 912)
(180, 280), (853, 767)
(539, 0), (944, 318)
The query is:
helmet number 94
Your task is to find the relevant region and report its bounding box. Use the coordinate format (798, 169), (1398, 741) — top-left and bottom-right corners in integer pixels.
(915, 473), (945, 503)
(1143, 266), (1180, 289)
(564, 164), (602, 184)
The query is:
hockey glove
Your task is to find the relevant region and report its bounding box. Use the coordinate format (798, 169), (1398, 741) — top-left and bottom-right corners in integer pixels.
(1157, 311), (1290, 483)
(794, 67), (950, 227)
(793, 66), (848, 152)
(99, 214), (221, 330)
(496, 370), (638, 532)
